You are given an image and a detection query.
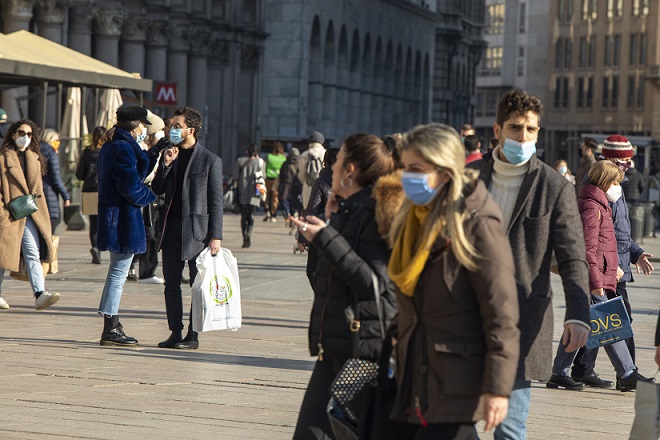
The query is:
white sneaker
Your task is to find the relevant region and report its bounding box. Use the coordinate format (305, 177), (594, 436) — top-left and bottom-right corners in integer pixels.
(35, 292), (60, 310)
(270, 217), (277, 223)
(0, 297), (9, 309)
(138, 276), (164, 284)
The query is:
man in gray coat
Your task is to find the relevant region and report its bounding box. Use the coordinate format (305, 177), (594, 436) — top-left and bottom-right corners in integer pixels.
(476, 90), (591, 439)
(152, 106), (223, 350)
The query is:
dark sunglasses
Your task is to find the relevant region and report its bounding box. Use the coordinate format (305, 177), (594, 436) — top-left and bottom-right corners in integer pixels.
(16, 130), (33, 138)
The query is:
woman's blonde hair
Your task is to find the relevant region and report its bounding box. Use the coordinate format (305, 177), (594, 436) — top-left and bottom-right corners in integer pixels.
(41, 128), (59, 145)
(389, 123), (480, 271)
(588, 160), (624, 192)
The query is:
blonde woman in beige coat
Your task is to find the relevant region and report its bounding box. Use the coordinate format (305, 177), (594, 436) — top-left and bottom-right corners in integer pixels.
(0, 119), (59, 310)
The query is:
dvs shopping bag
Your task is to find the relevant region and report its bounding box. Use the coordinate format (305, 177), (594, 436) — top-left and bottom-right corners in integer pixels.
(586, 296), (634, 349)
(192, 247), (242, 332)
(629, 379), (660, 440)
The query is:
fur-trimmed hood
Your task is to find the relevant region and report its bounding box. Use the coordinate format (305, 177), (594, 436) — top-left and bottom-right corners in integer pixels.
(372, 170), (405, 241)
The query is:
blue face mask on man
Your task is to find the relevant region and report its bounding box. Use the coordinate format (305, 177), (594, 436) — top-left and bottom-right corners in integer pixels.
(169, 127), (185, 146)
(401, 171), (445, 206)
(501, 137), (536, 164)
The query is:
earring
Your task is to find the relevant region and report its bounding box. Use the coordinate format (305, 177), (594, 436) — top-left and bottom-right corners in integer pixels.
(340, 177), (353, 189)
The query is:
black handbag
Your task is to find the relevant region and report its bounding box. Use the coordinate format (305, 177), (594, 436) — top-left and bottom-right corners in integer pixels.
(7, 194), (40, 220)
(327, 273), (385, 440)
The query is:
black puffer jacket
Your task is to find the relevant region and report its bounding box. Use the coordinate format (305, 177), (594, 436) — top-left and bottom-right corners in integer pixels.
(40, 142), (70, 220)
(75, 147), (100, 192)
(309, 186), (398, 361)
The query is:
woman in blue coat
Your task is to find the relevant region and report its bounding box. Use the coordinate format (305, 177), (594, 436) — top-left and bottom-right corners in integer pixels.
(40, 129), (70, 234)
(96, 106), (156, 347)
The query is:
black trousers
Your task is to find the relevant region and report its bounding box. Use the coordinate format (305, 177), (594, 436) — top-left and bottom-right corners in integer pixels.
(161, 216), (199, 332)
(89, 214), (98, 248)
(50, 216), (59, 235)
(572, 281), (636, 377)
(240, 204), (256, 236)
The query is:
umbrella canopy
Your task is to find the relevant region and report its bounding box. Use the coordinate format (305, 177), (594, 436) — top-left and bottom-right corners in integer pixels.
(96, 88), (123, 129)
(60, 87), (89, 174)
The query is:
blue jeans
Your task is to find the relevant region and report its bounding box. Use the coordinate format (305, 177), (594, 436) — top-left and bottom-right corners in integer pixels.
(493, 380), (531, 440)
(98, 252), (133, 316)
(0, 217), (46, 294)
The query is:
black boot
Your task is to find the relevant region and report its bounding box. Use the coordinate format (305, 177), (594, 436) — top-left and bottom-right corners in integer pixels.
(158, 330), (182, 348)
(242, 233), (251, 248)
(100, 315), (138, 347)
(174, 328), (199, 349)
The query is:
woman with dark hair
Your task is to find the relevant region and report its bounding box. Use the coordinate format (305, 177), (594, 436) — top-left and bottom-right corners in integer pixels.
(40, 128), (70, 235)
(76, 125), (107, 264)
(234, 143), (265, 248)
(96, 107), (155, 346)
(263, 141), (287, 222)
(290, 133), (403, 439)
(0, 119), (60, 310)
(278, 147), (302, 224)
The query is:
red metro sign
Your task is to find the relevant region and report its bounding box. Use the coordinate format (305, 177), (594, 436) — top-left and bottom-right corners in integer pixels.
(155, 83), (177, 105)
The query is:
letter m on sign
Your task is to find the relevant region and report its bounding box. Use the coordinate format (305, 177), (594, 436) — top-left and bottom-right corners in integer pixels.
(155, 83), (177, 105)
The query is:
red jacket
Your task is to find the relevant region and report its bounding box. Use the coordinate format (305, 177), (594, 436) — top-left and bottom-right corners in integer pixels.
(577, 183), (618, 292)
(465, 151), (483, 165)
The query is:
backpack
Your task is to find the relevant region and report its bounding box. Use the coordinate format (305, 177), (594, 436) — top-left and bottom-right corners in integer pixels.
(305, 154), (323, 186)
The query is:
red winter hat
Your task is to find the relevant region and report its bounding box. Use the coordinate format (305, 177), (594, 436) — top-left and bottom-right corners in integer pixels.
(602, 134), (634, 159)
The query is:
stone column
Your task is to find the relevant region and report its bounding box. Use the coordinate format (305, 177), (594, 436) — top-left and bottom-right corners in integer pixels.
(207, 36), (229, 158)
(220, 42), (242, 163)
(34, 0), (67, 128)
(1, 0), (33, 121)
(92, 8), (124, 67)
(167, 24), (190, 107)
(145, 20), (168, 85)
(120, 16), (147, 77)
(68, 0), (93, 55)
(188, 31), (210, 121)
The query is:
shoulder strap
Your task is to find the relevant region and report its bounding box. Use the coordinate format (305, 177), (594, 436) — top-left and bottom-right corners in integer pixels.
(349, 272), (385, 358)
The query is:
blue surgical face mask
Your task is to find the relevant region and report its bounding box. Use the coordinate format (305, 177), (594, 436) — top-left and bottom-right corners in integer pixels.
(169, 127), (184, 145)
(559, 166), (567, 175)
(501, 137), (536, 164)
(135, 127), (147, 144)
(402, 171), (444, 206)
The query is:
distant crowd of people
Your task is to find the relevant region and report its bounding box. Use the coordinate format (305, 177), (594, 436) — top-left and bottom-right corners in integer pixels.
(0, 89), (658, 440)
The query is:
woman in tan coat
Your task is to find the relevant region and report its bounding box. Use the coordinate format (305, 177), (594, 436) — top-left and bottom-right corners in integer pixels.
(0, 119), (59, 310)
(387, 123), (519, 439)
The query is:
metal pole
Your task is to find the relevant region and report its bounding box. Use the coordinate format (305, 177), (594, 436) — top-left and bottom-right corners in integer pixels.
(41, 80), (48, 129)
(94, 87), (99, 123)
(56, 84), (62, 132)
(80, 86), (86, 149)
(139, 91), (144, 107)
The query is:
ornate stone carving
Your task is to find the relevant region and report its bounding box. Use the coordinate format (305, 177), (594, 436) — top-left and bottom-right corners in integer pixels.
(189, 31), (211, 56)
(35, 0), (67, 24)
(0, 0), (34, 21)
(93, 7), (125, 37)
(168, 23), (191, 52)
(145, 19), (168, 47)
(208, 35), (230, 66)
(122, 16), (147, 42)
(68, 0), (94, 33)
(241, 44), (260, 70)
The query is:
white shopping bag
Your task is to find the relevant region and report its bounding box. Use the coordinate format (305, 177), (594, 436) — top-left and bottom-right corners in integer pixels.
(192, 247), (242, 332)
(629, 379), (660, 440)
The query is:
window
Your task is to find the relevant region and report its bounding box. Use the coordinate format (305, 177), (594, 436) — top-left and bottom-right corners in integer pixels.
(555, 39), (563, 69)
(639, 33), (647, 65)
(517, 46), (525, 76)
(558, 0), (565, 21)
(579, 37), (587, 67)
(612, 76), (619, 108)
(607, 0), (623, 17)
(587, 77), (594, 108)
(642, 0), (649, 15)
(633, 0), (640, 16)
(637, 76), (645, 107)
(577, 77), (585, 108)
(562, 77), (570, 109)
(565, 39), (572, 68)
(607, 0), (614, 18)
(482, 47), (503, 76)
(582, 0), (589, 19)
(486, 3), (505, 34)
(554, 77), (562, 109)
(519, 3), (526, 32)
(602, 76), (610, 108)
(582, 0), (598, 20)
(627, 76), (635, 108)
(588, 36), (596, 67)
(629, 34), (638, 65)
(604, 36), (612, 67)
(616, 0), (623, 16)
(613, 35), (621, 67)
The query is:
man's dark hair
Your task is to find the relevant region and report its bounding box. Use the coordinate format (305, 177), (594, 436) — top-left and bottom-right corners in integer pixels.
(174, 106), (202, 139)
(489, 137), (499, 149)
(583, 136), (598, 151)
(496, 89), (543, 128)
(463, 135), (480, 153)
(461, 123), (474, 133)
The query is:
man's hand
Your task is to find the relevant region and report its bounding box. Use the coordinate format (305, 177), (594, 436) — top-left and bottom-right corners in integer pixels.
(209, 238), (222, 256)
(64, 200), (71, 208)
(481, 394), (508, 432)
(561, 322), (589, 352)
(655, 346), (660, 369)
(590, 288), (604, 296)
(616, 266), (624, 281)
(163, 146), (179, 166)
(636, 252), (654, 275)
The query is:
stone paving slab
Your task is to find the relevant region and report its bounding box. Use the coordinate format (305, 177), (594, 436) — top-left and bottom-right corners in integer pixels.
(0, 213), (658, 439)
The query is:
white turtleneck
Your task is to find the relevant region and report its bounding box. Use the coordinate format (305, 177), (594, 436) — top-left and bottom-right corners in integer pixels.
(489, 146), (531, 231)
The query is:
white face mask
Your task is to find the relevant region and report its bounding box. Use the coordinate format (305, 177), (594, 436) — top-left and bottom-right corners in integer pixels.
(606, 184), (622, 203)
(15, 135), (31, 151)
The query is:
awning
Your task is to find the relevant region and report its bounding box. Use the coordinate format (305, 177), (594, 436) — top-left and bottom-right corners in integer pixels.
(0, 30), (151, 92)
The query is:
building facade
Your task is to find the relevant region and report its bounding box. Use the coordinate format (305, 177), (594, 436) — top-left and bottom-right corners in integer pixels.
(544, 0), (658, 171)
(474, 0), (551, 152)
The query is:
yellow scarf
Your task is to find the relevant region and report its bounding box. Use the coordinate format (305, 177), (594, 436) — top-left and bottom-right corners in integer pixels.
(388, 205), (440, 297)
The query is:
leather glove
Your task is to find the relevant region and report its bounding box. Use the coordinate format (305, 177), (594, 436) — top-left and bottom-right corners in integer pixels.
(148, 137), (172, 158)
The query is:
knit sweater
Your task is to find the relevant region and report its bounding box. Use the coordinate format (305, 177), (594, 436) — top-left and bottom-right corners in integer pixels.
(488, 146), (531, 231)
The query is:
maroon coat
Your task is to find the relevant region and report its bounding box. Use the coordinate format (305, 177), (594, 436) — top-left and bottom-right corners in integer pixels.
(578, 183), (618, 292)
